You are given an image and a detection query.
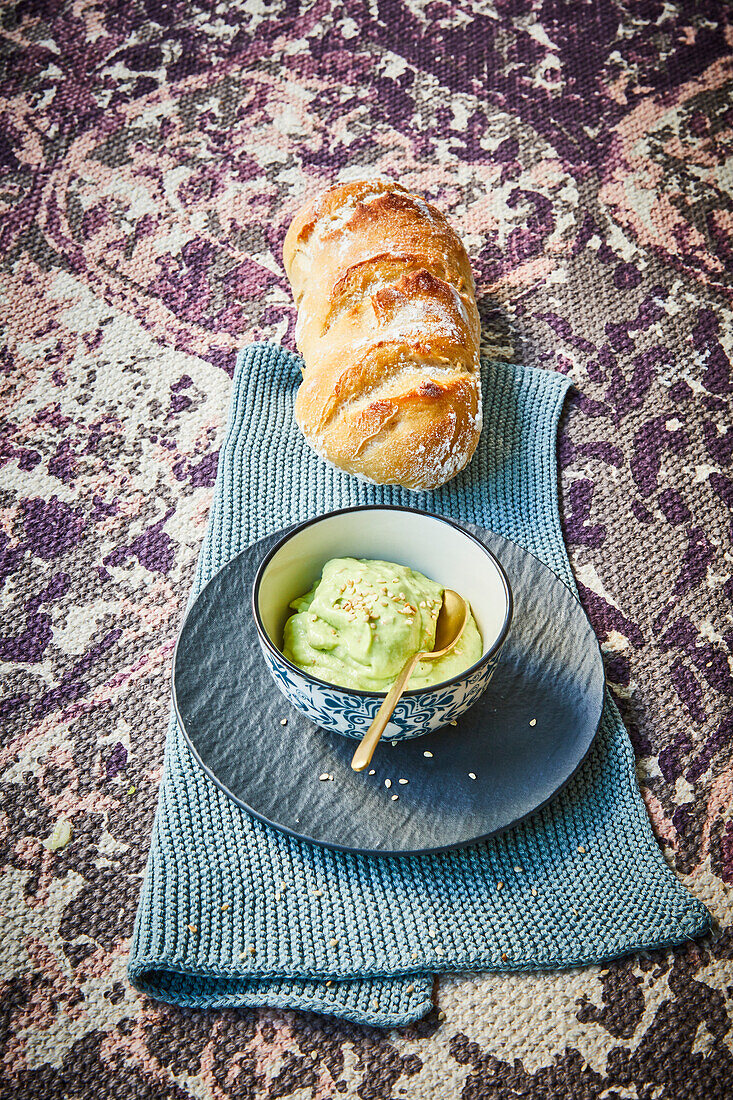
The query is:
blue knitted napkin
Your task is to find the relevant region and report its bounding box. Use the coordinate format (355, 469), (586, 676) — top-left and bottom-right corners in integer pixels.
(128, 343), (709, 1026)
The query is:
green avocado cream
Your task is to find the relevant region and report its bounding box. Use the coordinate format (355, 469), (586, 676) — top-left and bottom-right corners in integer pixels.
(282, 557), (482, 692)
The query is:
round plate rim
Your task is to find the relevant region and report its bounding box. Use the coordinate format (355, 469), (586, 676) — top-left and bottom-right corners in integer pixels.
(171, 521), (606, 857)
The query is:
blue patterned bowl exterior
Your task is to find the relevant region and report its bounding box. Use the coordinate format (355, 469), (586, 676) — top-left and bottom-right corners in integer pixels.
(252, 506), (512, 742)
(257, 635), (503, 740)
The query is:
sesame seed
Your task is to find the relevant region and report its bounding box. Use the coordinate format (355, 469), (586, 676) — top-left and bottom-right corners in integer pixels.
(319, 773), (329, 781)
(398, 778), (408, 784)
(502, 952), (508, 961)
(423, 751), (433, 758)
(468, 772), (476, 780)
(449, 720), (458, 726)
(391, 794), (398, 801)
(578, 845), (586, 853)
(221, 903), (230, 911)
(326, 980), (333, 987)
(529, 718), (537, 727)
(280, 718), (288, 726)
(406, 984), (415, 994)
(385, 779), (392, 788)
(531, 887), (538, 896)
(329, 937), (339, 947)
(514, 866), (523, 872)
(368, 769), (375, 775)
(373, 999), (379, 1009)
(496, 881), (504, 890)
(187, 924), (197, 933)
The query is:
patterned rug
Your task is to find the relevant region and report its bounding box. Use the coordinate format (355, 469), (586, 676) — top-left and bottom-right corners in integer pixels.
(1, 1), (732, 1096)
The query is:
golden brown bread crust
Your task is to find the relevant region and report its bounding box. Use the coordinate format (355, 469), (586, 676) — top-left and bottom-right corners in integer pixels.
(283, 179), (482, 490)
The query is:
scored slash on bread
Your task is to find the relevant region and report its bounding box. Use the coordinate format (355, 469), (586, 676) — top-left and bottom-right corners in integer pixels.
(283, 179), (482, 491)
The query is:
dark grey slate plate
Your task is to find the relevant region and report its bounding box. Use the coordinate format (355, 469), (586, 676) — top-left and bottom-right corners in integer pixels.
(173, 524), (605, 856)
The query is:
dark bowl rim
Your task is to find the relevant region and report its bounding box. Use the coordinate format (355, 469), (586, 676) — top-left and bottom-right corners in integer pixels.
(251, 505), (514, 699)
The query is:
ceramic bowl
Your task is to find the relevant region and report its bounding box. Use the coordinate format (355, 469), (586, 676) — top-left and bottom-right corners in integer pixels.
(252, 506), (512, 741)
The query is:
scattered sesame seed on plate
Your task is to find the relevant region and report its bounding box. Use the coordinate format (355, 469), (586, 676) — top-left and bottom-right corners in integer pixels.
(319, 773), (329, 781)
(468, 772), (476, 780)
(391, 794), (398, 801)
(385, 779), (392, 788)
(423, 751), (433, 758)
(529, 718), (537, 727)
(398, 778), (408, 784)
(368, 769), (375, 775)
(280, 718), (288, 726)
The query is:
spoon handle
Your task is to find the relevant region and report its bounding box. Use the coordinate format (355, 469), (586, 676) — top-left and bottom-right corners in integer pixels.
(350, 654), (421, 771)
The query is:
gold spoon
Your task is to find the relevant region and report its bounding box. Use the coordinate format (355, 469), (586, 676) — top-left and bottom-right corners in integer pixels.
(350, 589), (470, 772)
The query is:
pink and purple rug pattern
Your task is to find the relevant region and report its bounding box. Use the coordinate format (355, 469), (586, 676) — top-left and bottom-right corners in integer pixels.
(1, 1), (732, 1096)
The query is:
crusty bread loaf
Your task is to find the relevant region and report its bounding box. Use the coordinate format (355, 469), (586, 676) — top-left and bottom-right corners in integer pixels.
(283, 179), (482, 491)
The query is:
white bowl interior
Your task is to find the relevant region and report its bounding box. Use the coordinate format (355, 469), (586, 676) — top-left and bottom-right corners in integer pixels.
(257, 510), (509, 665)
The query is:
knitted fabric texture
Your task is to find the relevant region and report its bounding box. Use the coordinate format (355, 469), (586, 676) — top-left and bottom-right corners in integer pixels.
(128, 343), (709, 1026)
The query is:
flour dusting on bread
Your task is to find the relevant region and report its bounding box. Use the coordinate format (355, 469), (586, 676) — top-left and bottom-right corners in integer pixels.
(283, 180), (482, 490)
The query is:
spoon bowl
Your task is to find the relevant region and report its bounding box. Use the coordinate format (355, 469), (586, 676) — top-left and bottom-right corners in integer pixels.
(350, 590), (470, 771)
